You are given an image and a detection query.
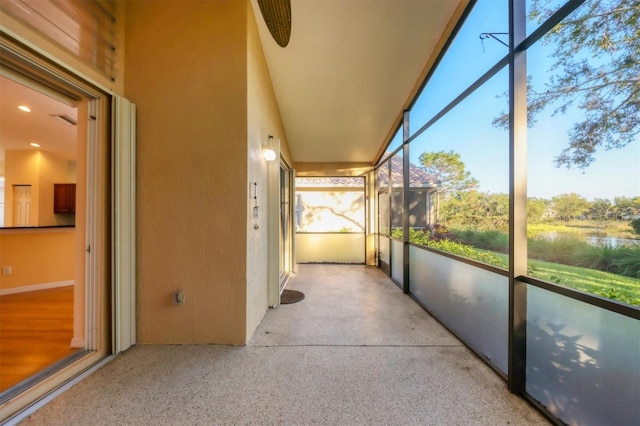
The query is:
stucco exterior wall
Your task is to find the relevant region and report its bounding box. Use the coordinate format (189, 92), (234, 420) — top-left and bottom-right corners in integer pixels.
(125, 1), (249, 344)
(245, 3), (291, 338)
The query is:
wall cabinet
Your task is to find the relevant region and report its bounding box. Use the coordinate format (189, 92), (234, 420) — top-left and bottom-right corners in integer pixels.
(54, 183), (76, 213)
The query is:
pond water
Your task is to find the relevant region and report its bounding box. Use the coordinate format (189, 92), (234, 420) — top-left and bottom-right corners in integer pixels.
(535, 231), (639, 248)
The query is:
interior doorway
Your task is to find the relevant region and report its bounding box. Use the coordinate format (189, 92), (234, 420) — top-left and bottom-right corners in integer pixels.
(0, 74), (84, 394)
(0, 44), (112, 417)
(377, 189), (391, 275)
(12, 185), (31, 227)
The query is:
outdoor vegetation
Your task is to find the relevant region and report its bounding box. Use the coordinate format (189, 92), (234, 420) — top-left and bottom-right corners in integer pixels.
(391, 0), (640, 308)
(402, 142), (640, 306)
(402, 146), (640, 307)
(397, 224), (640, 306)
(381, 1), (640, 422)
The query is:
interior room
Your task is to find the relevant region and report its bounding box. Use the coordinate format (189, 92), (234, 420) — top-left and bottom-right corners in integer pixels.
(0, 75), (85, 393)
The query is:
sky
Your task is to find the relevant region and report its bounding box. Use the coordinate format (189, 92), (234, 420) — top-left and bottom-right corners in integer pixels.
(395, 0), (640, 201)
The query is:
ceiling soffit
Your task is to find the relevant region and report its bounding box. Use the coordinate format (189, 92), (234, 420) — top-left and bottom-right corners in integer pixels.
(252, 0), (463, 164)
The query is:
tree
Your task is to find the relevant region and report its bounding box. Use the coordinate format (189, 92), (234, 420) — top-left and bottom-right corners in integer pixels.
(551, 193), (590, 220)
(440, 191), (509, 231)
(612, 196), (640, 219)
(527, 198), (549, 223)
(494, 0), (640, 169)
(588, 198), (613, 220)
(418, 150), (478, 223)
(418, 150), (478, 195)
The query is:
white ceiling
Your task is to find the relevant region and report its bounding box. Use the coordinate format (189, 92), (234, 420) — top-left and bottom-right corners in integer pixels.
(0, 75), (78, 164)
(1, 1), (460, 168)
(252, 0), (462, 164)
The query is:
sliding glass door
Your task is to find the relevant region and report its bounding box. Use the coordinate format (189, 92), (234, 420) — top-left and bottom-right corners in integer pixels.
(279, 163), (293, 290)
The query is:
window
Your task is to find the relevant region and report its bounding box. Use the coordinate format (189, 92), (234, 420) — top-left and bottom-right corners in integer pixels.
(408, 68), (509, 269)
(390, 151), (404, 239)
(295, 177), (365, 233)
(525, 1), (640, 307)
(410, 0), (508, 131)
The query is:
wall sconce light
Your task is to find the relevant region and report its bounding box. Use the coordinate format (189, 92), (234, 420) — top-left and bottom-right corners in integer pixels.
(263, 135), (277, 162)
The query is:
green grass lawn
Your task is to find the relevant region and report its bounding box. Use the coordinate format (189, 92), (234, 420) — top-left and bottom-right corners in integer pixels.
(527, 259), (640, 306)
(485, 251), (640, 307)
(415, 235), (640, 307)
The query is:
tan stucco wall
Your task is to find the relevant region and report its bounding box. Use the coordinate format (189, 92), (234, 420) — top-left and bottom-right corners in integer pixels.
(125, 1), (249, 344)
(246, 3), (292, 337)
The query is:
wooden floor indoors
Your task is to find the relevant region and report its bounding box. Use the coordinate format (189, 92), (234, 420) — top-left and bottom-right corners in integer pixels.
(0, 287), (79, 393)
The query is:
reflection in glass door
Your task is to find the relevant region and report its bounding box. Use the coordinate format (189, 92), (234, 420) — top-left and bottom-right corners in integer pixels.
(378, 190), (390, 275)
(279, 164), (292, 290)
(0, 75), (84, 394)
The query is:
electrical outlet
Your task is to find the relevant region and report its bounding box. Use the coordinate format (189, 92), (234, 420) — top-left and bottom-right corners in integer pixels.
(2, 266), (11, 275)
(173, 290), (185, 305)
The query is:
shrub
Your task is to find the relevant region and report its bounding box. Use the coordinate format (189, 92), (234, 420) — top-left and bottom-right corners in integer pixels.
(423, 239), (507, 269)
(408, 226), (640, 280)
(407, 228), (427, 245)
(631, 218), (640, 236)
(408, 226), (506, 268)
(450, 228), (474, 244)
(527, 237), (587, 265)
(458, 230), (509, 253)
(408, 225), (454, 245)
(612, 242), (640, 279)
(427, 224), (455, 241)
(575, 242), (619, 273)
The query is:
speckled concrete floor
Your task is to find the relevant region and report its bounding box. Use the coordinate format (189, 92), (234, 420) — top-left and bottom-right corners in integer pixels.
(18, 264), (549, 425)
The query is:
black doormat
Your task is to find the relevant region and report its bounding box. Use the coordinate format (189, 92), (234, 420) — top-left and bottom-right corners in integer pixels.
(281, 289), (305, 304)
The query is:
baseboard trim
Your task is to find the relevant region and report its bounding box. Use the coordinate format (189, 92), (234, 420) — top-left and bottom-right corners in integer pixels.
(0, 280), (74, 296)
(70, 337), (85, 348)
